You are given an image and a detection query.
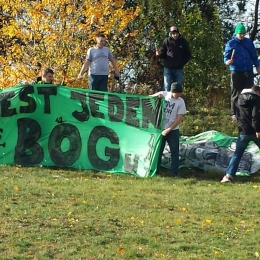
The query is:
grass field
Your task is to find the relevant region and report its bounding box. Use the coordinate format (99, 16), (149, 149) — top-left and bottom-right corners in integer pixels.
(1, 107), (259, 259)
(1, 164), (260, 260)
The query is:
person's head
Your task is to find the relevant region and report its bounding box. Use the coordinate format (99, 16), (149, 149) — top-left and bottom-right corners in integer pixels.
(252, 85), (260, 96)
(42, 68), (54, 83)
(170, 25), (180, 40)
(96, 32), (106, 48)
(171, 82), (183, 98)
(235, 23), (246, 40)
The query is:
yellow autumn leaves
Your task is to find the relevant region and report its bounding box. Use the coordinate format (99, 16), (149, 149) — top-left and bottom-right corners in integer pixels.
(0, 0), (140, 88)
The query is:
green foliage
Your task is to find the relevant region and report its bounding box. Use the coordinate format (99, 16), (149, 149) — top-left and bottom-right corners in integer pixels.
(180, 107), (238, 137)
(115, 0), (230, 108)
(0, 0), (140, 88)
(183, 5), (225, 93)
(1, 0), (257, 108)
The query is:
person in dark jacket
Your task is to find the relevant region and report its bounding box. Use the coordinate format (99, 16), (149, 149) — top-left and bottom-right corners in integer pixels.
(221, 85), (260, 182)
(223, 23), (260, 121)
(156, 25), (191, 91)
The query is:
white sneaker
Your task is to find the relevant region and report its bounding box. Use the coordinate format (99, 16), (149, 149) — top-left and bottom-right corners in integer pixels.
(220, 175), (232, 183)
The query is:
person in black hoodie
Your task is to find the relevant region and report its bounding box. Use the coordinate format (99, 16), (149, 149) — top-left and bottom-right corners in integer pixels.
(221, 85), (260, 182)
(156, 25), (191, 91)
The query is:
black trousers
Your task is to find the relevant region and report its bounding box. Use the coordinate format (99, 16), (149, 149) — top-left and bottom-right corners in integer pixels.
(230, 70), (254, 116)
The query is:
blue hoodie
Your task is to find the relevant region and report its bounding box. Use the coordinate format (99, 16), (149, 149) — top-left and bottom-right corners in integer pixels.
(223, 34), (259, 72)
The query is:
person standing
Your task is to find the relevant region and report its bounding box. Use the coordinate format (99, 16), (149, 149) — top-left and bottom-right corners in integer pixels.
(150, 82), (186, 176)
(223, 23), (260, 121)
(156, 26), (191, 91)
(221, 85), (260, 183)
(78, 32), (120, 91)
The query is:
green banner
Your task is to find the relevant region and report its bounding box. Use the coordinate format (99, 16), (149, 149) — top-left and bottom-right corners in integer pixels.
(0, 85), (163, 177)
(162, 130), (260, 175)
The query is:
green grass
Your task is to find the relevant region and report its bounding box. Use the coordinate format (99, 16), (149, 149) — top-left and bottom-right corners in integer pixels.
(1, 165), (260, 259)
(181, 107), (238, 137)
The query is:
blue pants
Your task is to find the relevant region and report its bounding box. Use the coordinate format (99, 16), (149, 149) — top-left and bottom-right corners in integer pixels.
(163, 67), (184, 91)
(226, 134), (260, 178)
(88, 75), (108, 91)
(158, 129), (180, 175)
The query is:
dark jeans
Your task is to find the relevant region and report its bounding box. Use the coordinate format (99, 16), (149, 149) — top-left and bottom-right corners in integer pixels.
(226, 134), (260, 178)
(163, 68), (184, 91)
(157, 129), (180, 175)
(230, 71), (254, 116)
(88, 74), (108, 91)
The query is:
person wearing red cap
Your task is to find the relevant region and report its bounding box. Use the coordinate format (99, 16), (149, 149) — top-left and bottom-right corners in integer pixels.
(156, 25), (191, 91)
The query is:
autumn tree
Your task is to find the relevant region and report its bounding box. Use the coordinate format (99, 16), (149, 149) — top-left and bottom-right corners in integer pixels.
(1, 0), (258, 108)
(0, 0), (140, 88)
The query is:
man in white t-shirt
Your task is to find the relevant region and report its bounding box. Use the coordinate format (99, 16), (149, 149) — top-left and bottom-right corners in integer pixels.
(78, 32), (120, 91)
(150, 82), (186, 175)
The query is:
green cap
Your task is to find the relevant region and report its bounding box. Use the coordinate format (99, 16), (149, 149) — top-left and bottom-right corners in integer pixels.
(235, 23), (246, 34)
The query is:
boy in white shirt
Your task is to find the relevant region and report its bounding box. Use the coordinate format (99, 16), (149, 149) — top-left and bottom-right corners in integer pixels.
(150, 82), (186, 175)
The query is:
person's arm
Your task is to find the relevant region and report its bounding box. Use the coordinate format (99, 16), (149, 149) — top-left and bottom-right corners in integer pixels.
(162, 114), (184, 136)
(250, 42), (260, 74)
(156, 39), (167, 59)
(248, 40), (260, 69)
(149, 91), (163, 98)
(223, 41), (234, 66)
(252, 101), (260, 137)
(255, 67), (260, 74)
(109, 57), (119, 76)
(78, 60), (90, 79)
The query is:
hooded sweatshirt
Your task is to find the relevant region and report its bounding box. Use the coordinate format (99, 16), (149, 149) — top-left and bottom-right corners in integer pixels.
(237, 89), (260, 134)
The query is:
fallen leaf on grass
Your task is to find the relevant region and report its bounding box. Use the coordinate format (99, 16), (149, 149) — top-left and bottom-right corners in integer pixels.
(13, 186), (19, 191)
(117, 247), (124, 254)
(182, 207), (188, 213)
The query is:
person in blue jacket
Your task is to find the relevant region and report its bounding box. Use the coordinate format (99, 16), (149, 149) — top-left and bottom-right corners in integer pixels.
(223, 23), (260, 121)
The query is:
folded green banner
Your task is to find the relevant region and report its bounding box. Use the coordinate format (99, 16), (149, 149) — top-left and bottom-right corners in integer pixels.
(0, 85), (163, 177)
(162, 130), (260, 175)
